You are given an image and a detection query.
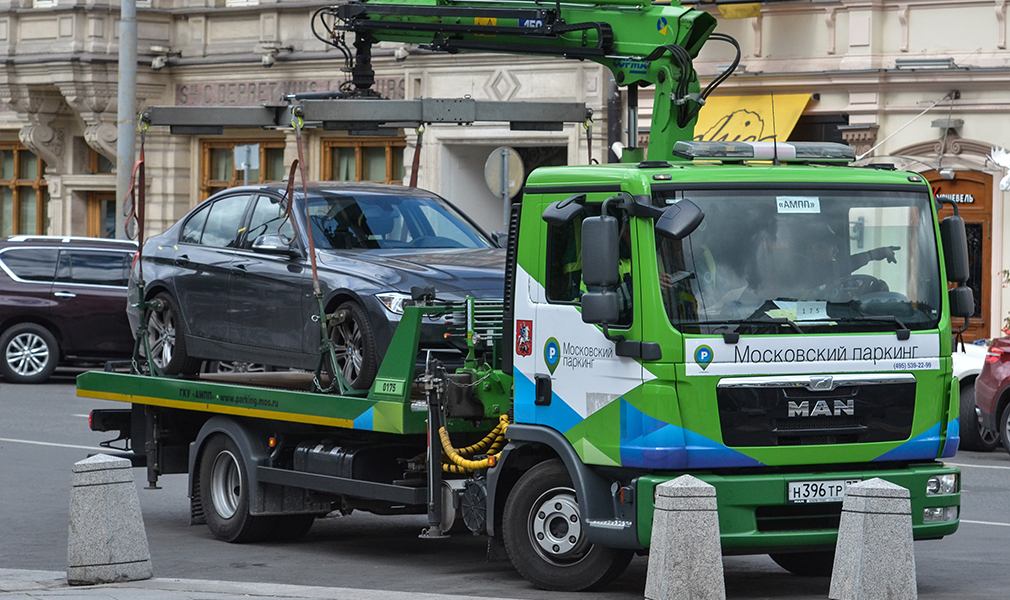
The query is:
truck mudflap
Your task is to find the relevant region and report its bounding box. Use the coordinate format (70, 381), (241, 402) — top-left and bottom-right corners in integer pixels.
(496, 424), (642, 549)
(635, 462), (960, 551)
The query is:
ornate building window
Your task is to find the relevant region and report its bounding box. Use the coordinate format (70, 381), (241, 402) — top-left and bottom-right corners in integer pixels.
(86, 150), (117, 239)
(200, 140), (286, 200)
(0, 144), (49, 237)
(321, 138), (405, 184)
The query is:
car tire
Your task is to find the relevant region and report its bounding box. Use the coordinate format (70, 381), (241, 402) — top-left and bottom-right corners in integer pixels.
(959, 382), (1000, 452)
(502, 459), (634, 591)
(145, 292), (201, 375)
(0, 323), (59, 384)
(328, 301), (378, 390)
(199, 434), (276, 543)
(1001, 404), (1010, 457)
(769, 551), (836, 577)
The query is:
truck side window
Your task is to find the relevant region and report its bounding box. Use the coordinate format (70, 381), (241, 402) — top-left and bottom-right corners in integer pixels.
(545, 211), (633, 327)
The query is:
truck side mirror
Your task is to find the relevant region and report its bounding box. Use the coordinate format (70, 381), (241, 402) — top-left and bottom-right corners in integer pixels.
(655, 199), (704, 240)
(940, 215), (969, 284)
(949, 285), (974, 319)
(582, 291), (620, 325)
(580, 214), (621, 325)
(581, 215), (620, 287)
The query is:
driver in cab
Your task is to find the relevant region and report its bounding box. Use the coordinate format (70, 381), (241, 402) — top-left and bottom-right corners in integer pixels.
(792, 224), (900, 300)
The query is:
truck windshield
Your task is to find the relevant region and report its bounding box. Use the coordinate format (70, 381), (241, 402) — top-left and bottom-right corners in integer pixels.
(654, 187), (942, 335)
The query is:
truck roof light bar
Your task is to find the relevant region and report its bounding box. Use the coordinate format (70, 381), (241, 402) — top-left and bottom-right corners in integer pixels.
(672, 141), (856, 163)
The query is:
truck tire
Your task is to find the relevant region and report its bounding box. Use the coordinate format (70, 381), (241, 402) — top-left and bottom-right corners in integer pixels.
(0, 322), (59, 384)
(959, 383), (1000, 452)
(769, 551), (835, 576)
(199, 434), (276, 543)
(502, 459), (633, 591)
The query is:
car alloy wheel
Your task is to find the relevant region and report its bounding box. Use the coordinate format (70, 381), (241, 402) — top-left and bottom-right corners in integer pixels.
(5, 331), (51, 378)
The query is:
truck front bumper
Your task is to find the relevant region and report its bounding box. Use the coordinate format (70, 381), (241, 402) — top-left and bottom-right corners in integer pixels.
(635, 462), (959, 552)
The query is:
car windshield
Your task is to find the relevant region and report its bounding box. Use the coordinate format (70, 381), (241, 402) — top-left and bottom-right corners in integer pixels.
(304, 192), (491, 250)
(655, 187), (943, 335)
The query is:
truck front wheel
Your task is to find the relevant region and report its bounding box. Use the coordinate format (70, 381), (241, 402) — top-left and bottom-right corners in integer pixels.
(502, 459), (633, 591)
(199, 434), (276, 543)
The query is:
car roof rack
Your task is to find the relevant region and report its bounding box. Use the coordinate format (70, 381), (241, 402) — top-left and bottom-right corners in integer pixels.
(6, 235), (138, 246)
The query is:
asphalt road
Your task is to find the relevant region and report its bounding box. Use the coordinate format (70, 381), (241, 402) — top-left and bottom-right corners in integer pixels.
(1, 371), (1008, 599)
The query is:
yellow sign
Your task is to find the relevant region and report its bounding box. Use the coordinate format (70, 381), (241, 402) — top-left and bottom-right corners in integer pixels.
(694, 94), (810, 143)
(718, 3), (761, 19)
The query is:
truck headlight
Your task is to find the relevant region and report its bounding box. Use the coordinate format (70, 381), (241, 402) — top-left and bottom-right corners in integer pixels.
(926, 473), (958, 495)
(377, 292), (412, 314)
(923, 506), (958, 522)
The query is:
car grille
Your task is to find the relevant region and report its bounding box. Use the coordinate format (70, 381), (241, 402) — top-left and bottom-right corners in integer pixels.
(717, 374), (916, 447)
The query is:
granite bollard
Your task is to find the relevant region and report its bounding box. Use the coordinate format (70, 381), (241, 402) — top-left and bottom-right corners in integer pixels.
(829, 478), (916, 600)
(644, 474), (725, 600)
(67, 454), (153, 585)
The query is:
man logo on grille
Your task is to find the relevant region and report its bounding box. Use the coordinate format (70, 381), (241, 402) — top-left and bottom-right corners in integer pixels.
(787, 399), (855, 417)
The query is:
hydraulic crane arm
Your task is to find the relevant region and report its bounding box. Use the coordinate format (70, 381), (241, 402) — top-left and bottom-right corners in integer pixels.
(312, 0), (729, 161)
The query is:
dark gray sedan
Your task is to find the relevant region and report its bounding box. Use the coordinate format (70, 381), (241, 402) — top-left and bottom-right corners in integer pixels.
(128, 183), (504, 389)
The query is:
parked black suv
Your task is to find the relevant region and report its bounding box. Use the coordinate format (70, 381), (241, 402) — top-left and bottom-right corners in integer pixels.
(0, 236), (137, 383)
(129, 183), (505, 389)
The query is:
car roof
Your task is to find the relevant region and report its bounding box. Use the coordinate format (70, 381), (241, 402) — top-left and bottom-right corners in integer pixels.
(207, 182), (438, 199)
(1, 235), (138, 249)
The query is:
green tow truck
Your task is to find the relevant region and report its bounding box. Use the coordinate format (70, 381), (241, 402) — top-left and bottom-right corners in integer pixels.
(81, 0), (973, 591)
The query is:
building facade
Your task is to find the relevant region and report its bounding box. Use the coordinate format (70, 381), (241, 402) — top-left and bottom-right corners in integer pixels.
(1, 0), (1008, 336)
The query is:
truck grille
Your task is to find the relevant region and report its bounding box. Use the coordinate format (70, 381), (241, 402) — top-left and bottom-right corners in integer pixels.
(716, 374), (916, 447)
(756, 504), (843, 532)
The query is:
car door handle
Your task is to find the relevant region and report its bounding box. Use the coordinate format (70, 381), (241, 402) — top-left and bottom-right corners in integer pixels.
(53, 291), (77, 299)
(229, 264), (248, 276)
(174, 255), (190, 267)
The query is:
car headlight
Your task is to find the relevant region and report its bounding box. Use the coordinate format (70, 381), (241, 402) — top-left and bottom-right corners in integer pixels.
(376, 292), (412, 315)
(926, 473), (958, 495)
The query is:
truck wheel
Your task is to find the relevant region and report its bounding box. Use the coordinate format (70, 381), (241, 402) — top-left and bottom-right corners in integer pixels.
(502, 459), (633, 591)
(0, 323), (59, 384)
(959, 383), (1000, 452)
(145, 292), (200, 375)
(769, 551), (835, 576)
(199, 434), (276, 543)
(328, 301), (378, 390)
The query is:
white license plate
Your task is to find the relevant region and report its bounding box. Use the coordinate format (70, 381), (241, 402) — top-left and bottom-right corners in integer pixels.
(787, 479), (861, 504)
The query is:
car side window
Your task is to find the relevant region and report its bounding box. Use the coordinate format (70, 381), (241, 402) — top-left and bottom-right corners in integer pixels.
(56, 250), (131, 287)
(200, 195), (252, 248)
(0, 248), (59, 282)
(181, 204), (210, 245)
(244, 195), (295, 248)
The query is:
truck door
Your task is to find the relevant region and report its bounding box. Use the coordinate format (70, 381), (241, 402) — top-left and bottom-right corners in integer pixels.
(518, 202), (644, 463)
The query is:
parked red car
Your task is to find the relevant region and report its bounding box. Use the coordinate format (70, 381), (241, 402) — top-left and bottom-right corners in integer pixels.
(0, 235), (137, 383)
(973, 337), (1010, 455)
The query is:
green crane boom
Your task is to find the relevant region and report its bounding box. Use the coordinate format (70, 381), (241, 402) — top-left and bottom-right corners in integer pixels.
(312, 0), (723, 161)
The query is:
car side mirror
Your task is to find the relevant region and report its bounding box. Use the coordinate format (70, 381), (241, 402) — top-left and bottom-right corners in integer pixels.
(655, 199), (704, 240)
(252, 234), (300, 257)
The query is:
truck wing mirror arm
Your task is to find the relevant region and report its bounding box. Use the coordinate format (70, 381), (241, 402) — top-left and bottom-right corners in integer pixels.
(542, 194), (586, 225)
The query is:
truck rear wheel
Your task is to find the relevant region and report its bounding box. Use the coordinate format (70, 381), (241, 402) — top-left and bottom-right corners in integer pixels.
(769, 550), (835, 576)
(502, 459), (633, 591)
(199, 434), (276, 543)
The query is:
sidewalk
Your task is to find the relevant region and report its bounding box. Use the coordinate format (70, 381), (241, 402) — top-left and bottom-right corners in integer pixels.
(0, 569), (521, 600)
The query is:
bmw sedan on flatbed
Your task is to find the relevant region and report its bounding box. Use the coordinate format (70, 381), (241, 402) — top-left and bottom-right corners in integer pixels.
(128, 183), (505, 389)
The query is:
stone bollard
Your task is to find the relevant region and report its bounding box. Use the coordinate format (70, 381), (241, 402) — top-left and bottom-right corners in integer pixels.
(67, 454), (153, 585)
(829, 478), (916, 600)
(645, 474), (725, 600)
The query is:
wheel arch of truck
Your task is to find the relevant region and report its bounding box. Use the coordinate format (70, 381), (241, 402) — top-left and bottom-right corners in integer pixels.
(187, 415), (271, 506)
(488, 423), (642, 549)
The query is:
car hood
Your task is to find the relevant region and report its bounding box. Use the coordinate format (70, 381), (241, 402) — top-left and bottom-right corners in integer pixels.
(316, 247), (506, 299)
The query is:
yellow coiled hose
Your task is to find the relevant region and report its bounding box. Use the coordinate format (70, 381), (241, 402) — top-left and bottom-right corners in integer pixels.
(440, 414), (509, 473)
